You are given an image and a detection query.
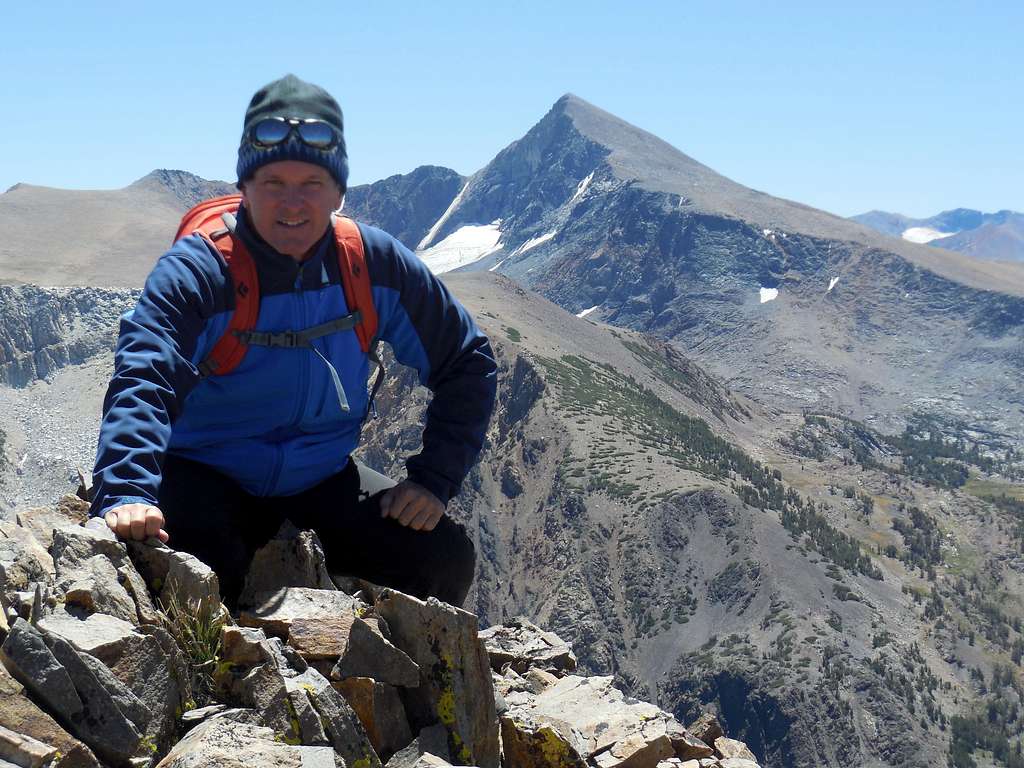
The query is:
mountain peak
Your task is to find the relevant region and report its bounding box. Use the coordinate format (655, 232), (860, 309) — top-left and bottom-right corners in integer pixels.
(128, 168), (235, 209)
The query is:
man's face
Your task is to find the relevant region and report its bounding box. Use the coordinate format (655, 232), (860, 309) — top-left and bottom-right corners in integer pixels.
(241, 161), (343, 261)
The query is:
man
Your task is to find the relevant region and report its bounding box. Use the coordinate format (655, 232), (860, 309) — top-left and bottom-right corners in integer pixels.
(90, 75), (497, 608)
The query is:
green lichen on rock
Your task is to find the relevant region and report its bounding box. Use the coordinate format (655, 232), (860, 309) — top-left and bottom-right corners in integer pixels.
(431, 650), (472, 764)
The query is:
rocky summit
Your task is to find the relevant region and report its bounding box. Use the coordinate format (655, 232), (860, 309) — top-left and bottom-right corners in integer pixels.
(0, 495), (760, 768)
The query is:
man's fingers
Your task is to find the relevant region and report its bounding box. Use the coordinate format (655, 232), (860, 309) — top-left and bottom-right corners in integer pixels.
(144, 508), (165, 539)
(129, 506), (147, 540)
(398, 496), (424, 527)
(105, 504), (168, 542)
(409, 505), (442, 532)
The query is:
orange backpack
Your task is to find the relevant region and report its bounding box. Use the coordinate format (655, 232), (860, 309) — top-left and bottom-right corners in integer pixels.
(174, 194), (379, 376)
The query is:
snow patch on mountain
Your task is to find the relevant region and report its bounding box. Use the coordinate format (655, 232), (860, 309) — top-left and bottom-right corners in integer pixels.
(513, 230), (557, 256)
(417, 221), (502, 274)
(417, 182), (469, 250)
(828, 277), (839, 293)
(568, 171), (595, 206)
(902, 226), (958, 244)
(576, 305), (600, 318)
(760, 287), (779, 303)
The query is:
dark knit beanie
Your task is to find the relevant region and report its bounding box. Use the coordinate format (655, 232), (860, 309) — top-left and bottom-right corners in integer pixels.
(236, 74), (349, 193)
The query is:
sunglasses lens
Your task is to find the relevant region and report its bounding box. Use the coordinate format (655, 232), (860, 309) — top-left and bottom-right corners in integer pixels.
(297, 122), (336, 148)
(252, 119), (291, 146)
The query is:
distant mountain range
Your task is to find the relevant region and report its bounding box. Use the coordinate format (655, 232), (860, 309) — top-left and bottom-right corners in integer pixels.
(852, 208), (1024, 262)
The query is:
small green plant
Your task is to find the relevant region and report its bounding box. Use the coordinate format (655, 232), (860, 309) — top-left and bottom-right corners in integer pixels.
(159, 583), (227, 707)
(504, 326), (522, 342)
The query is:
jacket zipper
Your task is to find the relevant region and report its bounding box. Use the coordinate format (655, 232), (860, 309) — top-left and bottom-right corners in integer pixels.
(269, 263), (311, 495)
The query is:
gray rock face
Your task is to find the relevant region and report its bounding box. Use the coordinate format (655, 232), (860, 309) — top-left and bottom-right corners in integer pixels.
(125, 539), (220, 612)
(239, 587), (360, 638)
(478, 617), (576, 675)
(0, 662), (102, 768)
(375, 590), (499, 768)
(330, 616), (420, 688)
(153, 717), (341, 768)
(1, 619), (83, 721)
(0, 522), (53, 592)
(238, 522), (335, 607)
(345, 166), (465, 251)
(45, 633), (147, 765)
(0, 285), (135, 388)
(217, 628), (380, 768)
(15, 495), (89, 550)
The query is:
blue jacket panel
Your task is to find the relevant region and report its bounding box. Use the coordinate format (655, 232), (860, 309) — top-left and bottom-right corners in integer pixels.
(90, 209), (497, 518)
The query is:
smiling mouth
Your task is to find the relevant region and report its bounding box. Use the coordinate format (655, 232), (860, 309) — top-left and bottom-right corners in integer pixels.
(277, 219), (308, 228)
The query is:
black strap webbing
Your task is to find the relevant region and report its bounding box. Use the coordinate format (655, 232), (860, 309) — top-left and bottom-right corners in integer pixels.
(235, 312), (362, 348)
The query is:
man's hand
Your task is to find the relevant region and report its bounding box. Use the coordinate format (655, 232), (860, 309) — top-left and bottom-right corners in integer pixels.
(104, 503), (170, 543)
(380, 480), (444, 531)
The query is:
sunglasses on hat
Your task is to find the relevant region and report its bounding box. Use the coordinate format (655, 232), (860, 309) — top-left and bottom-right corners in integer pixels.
(248, 117), (338, 150)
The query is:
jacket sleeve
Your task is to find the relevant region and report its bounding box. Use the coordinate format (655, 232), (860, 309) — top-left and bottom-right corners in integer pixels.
(364, 226), (497, 506)
(89, 243), (221, 518)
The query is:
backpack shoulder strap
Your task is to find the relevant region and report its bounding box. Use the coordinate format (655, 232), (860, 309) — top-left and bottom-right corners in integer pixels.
(332, 216), (377, 353)
(175, 195), (260, 377)
(333, 216), (385, 417)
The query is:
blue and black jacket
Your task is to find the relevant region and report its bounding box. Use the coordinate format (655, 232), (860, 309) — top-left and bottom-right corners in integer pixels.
(90, 207), (497, 518)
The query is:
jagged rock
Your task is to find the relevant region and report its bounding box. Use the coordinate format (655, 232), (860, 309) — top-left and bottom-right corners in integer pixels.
(326, 616), (420, 688)
(49, 525), (144, 624)
(284, 668), (382, 767)
(334, 677), (413, 761)
(591, 732), (674, 768)
(713, 738), (756, 762)
(217, 629), (380, 768)
(45, 633), (148, 765)
(717, 760), (760, 768)
(118, 563), (161, 624)
(179, 704), (229, 727)
(37, 611), (138, 660)
(2, 619), (149, 766)
(51, 524), (126, 572)
(478, 618), (576, 675)
(238, 522), (335, 607)
(221, 626), (271, 666)
(1, 619), (83, 721)
(686, 714), (723, 747)
(0, 666), (101, 768)
(15, 495), (89, 549)
(386, 725), (452, 768)
(409, 755), (463, 768)
(125, 540), (220, 612)
(502, 675), (698, 768)
(673, 733), (713, 762)
(375, 590), (499, 768)
(105, 631), (185, 751)
(154, 717), (341, 767)
(498, 719), (585, 768)
(0, 724), (57, 768)
(61, 555), (139, 624)
(239, 588), (360, 638)
(0, 522), (54, 592)
(287, 615), (355, 658)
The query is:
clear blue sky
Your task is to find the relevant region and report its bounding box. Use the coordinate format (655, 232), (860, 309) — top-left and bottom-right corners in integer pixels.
(2, 1), (1020, 218)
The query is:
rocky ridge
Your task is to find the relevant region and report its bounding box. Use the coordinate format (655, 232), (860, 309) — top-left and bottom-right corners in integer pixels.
(0, 493), (760, 768)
